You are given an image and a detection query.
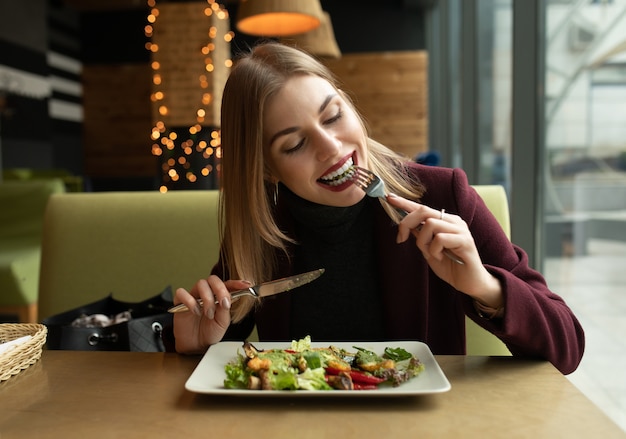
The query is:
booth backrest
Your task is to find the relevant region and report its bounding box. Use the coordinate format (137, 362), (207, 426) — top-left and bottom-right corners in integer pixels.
(467, 184), (511, 356)
(472, 185), (511, 239)
(38, 185), (512, 356)
(0, 179), (66, 245)
(38, 190), (220, 321)
(0, 179), (66, 322)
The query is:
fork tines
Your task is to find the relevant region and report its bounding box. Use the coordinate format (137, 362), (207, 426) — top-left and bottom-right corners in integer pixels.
(352, 166), (376, 190)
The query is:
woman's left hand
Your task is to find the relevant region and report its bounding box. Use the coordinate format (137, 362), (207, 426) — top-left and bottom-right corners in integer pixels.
(385, 194), (503, 309)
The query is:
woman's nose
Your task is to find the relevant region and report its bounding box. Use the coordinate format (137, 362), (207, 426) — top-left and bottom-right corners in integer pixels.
(313, 129), (341, 160)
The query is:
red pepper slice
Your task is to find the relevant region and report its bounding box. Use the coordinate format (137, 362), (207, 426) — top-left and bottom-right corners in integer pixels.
(348, 370), (385, 385)
(325, 367), (385, 385)
(325, 366), (349, 377)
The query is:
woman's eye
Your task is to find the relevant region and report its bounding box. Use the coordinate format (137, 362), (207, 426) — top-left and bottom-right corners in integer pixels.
(285, 138), (305, 154)
(324, 110), (343, 125)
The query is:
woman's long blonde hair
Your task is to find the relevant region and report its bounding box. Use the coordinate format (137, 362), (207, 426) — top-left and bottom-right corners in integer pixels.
(220, 42), (424, 322)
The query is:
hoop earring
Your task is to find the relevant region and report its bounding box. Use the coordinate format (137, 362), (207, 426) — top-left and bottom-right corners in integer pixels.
(273, 182), (279, 206)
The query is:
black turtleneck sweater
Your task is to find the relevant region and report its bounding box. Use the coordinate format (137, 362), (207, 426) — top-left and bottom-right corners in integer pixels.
(281, 187), (386, 341)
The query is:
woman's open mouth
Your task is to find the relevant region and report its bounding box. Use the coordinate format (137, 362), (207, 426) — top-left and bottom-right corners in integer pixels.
(317, 157), (356, 187)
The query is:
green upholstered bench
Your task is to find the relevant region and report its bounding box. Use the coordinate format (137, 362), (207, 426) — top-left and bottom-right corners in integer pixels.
(37, 186), (511, 356)
(467, 185), (511, 356)
(37, 190), (221, 321)
(4, 168), (84, 193)
(0, 179), (66, 322)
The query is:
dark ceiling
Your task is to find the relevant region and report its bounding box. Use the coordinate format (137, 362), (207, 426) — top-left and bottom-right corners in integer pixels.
(72, 0), (427, 64)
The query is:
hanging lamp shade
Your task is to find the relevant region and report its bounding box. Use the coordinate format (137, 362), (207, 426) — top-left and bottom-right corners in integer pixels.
(236, 0), (324, 37)
(280, 11), (341, 59)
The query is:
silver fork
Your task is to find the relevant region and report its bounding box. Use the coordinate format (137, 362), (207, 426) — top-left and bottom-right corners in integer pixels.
(352, 166), (464, 265)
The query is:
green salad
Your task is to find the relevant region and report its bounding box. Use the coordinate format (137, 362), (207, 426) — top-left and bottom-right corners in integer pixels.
(224, 336), (425, 391)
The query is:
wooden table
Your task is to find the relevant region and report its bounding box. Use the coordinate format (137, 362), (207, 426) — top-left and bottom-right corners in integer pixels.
(0, 351), (623, 438)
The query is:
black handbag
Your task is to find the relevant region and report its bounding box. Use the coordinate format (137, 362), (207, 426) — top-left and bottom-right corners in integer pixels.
(43, 287), (174, 352)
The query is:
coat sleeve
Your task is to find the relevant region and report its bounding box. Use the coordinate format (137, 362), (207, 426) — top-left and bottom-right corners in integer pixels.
(445, 167), (585, 374)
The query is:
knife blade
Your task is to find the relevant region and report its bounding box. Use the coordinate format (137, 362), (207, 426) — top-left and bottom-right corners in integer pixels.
(167, 268), (325, 313)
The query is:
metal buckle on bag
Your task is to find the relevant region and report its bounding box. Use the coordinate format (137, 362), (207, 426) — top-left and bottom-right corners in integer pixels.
(88, 332), (119, 346)
(151, 322), (163, 335)
(151, 321), (165, 352)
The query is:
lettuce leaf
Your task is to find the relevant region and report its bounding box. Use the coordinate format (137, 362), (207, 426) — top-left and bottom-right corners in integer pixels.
(297, 367), (333, 391)
(224, 355), (250, 389)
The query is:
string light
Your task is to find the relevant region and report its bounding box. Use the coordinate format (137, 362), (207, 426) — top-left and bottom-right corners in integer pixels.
(146, 0), (233, 192)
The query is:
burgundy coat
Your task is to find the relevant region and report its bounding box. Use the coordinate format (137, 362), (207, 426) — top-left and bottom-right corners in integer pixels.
(218, 164), (585, 374)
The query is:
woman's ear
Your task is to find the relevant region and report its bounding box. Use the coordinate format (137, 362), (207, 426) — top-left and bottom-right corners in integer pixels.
(264, 173), (278, 185)
(263, 164), (279, 185)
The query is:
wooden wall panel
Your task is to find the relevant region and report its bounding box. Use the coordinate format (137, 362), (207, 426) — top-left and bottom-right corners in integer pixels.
(150, 2), (230, 127)
(82, 63), (154, 177)
(324, 51), (428, 159)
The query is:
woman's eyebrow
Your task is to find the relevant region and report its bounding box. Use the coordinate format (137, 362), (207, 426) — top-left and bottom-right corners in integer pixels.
(269, 126), (298, 146)
(319, 94), (336, 114)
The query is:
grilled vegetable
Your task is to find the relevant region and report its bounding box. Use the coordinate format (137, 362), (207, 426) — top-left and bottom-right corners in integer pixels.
(354, 346), (395, 372)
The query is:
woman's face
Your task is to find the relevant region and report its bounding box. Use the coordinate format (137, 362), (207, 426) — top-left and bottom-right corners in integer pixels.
(263, 75), (368, 207)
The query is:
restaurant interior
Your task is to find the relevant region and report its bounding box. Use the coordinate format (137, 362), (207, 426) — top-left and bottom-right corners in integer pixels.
(1, 0), (625, 434)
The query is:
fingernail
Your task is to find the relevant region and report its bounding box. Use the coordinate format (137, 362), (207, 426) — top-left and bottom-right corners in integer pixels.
(193, 304), (203, 317)
(387, 193), (398, 198)
(242, 280), (252, 286)
(206, 307), (215, 320)
(221, 297), (231, 310)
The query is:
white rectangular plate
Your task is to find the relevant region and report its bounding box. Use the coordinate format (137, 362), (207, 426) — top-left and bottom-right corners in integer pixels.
(185, 340), (451, 396)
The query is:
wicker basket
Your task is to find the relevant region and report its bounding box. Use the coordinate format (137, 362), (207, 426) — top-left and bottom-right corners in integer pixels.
(0, 323), (47, 382)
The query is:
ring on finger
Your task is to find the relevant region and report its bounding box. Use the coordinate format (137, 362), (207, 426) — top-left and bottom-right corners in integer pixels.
(440, 208), (446, 220)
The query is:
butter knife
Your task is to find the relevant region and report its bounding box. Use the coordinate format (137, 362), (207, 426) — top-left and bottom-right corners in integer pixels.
(167, 268), (325, 313)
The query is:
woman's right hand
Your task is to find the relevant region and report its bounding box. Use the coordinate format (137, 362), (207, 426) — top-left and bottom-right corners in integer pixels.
(173, 275), (251, 354)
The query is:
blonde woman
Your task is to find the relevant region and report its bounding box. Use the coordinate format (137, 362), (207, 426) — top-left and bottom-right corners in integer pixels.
(173, 42), (584, 375)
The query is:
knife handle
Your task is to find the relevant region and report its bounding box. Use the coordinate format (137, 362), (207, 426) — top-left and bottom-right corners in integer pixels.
(167, 287), (255, 313)
(167, 300), (209, 314)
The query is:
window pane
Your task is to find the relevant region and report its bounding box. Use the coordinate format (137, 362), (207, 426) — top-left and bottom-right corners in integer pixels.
(543, 0), (626, 432)
(477, 0), (512, 190)
(543, 0), (626, 258)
